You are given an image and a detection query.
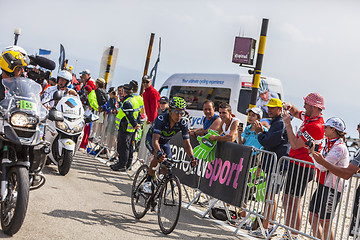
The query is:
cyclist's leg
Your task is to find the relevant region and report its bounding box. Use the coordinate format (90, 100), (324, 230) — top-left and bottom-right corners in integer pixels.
(145, 134), (159, 179)
(160, 142), (172, 174)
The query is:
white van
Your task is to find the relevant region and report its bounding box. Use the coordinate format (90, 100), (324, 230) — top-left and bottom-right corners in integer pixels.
(158, 73), (284, 129)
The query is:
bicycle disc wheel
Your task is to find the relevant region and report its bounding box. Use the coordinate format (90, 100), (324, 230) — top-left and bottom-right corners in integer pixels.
(157, 175), (182, 234)
(131, 164), (149, 219)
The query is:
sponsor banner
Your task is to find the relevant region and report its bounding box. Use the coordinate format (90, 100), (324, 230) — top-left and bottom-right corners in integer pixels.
(199, 141), (252, 207)
(170, 132), (253, 207)
(170, 133), (201, 189)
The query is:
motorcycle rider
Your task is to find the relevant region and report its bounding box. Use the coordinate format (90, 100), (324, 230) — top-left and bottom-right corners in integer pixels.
(42, 70), (77, 109)
(0, 50), (29, 101)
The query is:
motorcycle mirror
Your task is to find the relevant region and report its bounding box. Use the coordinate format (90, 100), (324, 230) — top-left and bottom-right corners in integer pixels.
(48, 109), (64, 121)
(52, 91), (63, 101)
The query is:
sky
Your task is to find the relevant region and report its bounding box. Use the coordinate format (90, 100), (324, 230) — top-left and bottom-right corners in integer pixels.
(1, 0), (360, 137)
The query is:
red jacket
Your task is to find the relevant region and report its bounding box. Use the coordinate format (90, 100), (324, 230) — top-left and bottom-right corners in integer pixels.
(143, 85), (160, 122)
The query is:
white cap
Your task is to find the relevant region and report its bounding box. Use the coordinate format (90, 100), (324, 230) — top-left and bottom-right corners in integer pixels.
(246, 107), (263, 119)
(324, 117), (346, 132)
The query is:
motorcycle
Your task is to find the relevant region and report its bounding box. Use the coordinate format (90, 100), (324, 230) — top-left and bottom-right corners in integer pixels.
(45, 94), (86, 176)
(0, 77), (51, 235)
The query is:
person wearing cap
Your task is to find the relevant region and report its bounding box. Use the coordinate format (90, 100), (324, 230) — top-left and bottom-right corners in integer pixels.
(95, 77), (109, 108)
(256, 79), (279, 118)
(190, 100), (221, 137)
(158, 96), (169, 114)
(307, 117), (349, 240)
(281, 93), (325, 240)
(142, 75), (160, 124)
(249, 98), (290, 238)
(238, 107), (267, 149)
(112, 84), (141, 171)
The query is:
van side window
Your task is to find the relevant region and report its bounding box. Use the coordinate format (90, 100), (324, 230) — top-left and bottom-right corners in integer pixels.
(237, 89), (251, 115)
(159, 86), (168, 97)
(170, 86), (231, 111)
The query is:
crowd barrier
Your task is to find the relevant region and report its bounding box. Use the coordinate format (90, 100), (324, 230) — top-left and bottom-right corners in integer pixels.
(85, 117), (360, 239)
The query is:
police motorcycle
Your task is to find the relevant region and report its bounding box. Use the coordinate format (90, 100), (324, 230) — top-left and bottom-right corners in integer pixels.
(0, 77), (53, 235)
(44, 93), (86, 176)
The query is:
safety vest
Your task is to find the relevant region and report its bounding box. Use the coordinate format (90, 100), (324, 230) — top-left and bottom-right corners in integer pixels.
(115, 96), (140, 132)
(88, 90), (99, 112)
(133, 94), (144, 110)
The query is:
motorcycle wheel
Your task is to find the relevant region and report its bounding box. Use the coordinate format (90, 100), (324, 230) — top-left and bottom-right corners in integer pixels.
(58, 149), (73, 176)
(1, 166), (30, 236)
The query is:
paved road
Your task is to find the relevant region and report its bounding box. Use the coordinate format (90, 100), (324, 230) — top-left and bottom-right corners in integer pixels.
(0, 150), (252, 239)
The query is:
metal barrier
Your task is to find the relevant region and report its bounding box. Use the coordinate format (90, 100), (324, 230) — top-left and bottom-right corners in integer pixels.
(84, 117), (360, 239)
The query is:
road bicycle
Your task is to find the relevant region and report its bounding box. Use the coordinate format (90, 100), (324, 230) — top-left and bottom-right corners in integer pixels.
(131, 158), (188, 234)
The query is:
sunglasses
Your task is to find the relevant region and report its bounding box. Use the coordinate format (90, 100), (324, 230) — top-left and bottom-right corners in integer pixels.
(172, 109), (185, 116)
(142, 80), (150, 84)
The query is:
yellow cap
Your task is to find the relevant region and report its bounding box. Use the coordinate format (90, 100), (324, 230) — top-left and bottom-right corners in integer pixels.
(265, 98), (283, 108)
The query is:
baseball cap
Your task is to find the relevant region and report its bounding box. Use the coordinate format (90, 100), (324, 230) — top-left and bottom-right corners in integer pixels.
(96, 77), (105, 84)
(80, 69), (91, 75)
(265, 98), (283, 108)
(123, 83), (133, 91)
(324, 117), (346, 132)
(159, 96), (169, 103)
(246, 107), (263, 119)
(303, 93), (325, 110)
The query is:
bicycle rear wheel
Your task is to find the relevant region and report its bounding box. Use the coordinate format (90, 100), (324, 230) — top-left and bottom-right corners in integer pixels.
(131, 164), (149, 219)
(157, 175), (182, 234)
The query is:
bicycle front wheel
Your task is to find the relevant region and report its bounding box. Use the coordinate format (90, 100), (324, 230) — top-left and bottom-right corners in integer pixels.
(157, 175), (182, 234)
(131, 164), (149, 219)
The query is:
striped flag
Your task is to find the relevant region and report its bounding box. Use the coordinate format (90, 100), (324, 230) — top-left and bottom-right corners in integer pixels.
(39, 48), (51, 56)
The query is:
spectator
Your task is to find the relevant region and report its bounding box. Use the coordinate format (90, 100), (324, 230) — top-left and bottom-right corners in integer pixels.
(142, 75), (160, 124)
(308, 117), (349, 240)
(158, 96), (169, 114)
(117, 85), (124, 100)
(249, 98), (290, 238)
(260, 118), (271, 130)
(84, 85), (98, 112)
(79, 69), (96, 90)
(238, 107), (267, 149)
(256, 79), (279, 118)
(281, 92), (325, 240)
(190, 100), (221, 137)
(101, 87), (119, 114)
(209, 103), (240, 142)
(95, 77), (109, 108)
(111, 84), (140, 171)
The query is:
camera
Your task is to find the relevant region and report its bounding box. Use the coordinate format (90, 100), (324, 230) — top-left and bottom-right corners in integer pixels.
(24, 67), (51, 84)
(305, 140), (320, 152)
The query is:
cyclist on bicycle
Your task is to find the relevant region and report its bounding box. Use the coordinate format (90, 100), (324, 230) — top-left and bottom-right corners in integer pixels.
(143, 97), (197, 194)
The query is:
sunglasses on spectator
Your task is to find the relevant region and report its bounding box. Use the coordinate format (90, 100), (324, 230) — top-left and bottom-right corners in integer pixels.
(172, 109), (185, 116)
(142, 80), (150, 84)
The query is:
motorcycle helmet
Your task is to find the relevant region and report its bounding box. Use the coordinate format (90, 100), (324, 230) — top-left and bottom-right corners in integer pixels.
(0, 50), (28, 76)
(57, 70), (72, 86)
(169, 97), (187, 109)
(2, 45), (30, 65)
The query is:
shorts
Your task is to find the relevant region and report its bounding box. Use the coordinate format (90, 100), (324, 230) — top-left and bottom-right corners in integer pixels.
(145, 133), (172, 159)
(309, 183), (341, 220)
(284, 162), (315, 197)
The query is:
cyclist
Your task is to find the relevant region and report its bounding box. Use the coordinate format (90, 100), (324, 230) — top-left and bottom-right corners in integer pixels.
(41, 70), (77, 108)
(143, 97), (197, 194)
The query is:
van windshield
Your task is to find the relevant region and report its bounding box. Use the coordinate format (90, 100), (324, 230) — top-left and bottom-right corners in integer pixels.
(170, 86), (231, 111)
(237, 89), (251, 115)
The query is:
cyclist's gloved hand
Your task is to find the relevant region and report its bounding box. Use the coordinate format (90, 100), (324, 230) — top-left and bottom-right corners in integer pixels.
(193, 129), (219, 162)
(157, 150), (166, 162)
(190, 156), (198, 167)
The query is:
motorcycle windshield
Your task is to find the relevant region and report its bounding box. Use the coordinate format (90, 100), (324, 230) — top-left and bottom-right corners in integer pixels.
(1, 77), (43, 115)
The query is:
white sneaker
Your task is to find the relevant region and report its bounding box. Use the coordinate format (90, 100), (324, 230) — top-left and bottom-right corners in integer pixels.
(142, 181), (152, 194)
